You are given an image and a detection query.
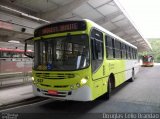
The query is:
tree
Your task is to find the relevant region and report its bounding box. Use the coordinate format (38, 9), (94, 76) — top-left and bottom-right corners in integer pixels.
(147, 39), (160, 62)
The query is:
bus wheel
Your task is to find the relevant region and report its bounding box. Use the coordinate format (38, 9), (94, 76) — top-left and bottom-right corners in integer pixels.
(129, 69), (135, 82)
(105, 79), (111, 100)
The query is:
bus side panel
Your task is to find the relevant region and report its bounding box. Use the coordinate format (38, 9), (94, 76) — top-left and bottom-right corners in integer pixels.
(125, 59), (139, 80)
(134, 60), (140, 75)
(91, 61), (106, 100)
(114, 60), (126, 87)
(106, 60), (126, 87)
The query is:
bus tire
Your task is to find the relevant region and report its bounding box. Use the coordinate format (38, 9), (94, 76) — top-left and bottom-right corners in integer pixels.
(105, 78), (111, 100)
(129, 69), (135, 82)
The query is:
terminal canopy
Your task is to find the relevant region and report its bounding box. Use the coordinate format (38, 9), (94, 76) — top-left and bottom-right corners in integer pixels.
(0, 0), (151, 51)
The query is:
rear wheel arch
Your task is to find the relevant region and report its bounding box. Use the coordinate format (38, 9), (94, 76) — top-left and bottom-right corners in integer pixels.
(105, 73), (115, 100)
(128, 68), (135, 82)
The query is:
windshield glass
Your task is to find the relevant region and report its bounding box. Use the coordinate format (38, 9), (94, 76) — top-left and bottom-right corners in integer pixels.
(143, 56), (153, 62)
(34, 34), (89, 71)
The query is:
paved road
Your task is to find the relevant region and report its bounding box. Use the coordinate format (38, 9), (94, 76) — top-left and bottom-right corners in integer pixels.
(1, 64), (160, 118)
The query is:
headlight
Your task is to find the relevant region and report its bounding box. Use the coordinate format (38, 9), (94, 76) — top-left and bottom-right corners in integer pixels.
(81, 78), (87, 84)
(32, 77), (34, 80)
(81, 76), (89, 85)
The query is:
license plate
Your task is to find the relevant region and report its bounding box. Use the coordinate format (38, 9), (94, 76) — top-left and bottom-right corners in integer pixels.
(48, 90), (58, 95)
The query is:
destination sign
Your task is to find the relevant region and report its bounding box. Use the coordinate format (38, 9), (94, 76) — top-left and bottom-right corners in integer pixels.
(34, 21), (86, 37)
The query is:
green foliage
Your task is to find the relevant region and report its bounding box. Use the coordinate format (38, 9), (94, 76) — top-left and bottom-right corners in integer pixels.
(143, 38), (160, 62)
(157, 55), (160, 61)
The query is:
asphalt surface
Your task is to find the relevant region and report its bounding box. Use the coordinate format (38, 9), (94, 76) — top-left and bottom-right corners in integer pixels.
(0, 64), (160, 118)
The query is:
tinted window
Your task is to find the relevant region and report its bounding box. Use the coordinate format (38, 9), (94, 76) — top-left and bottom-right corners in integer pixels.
(115, 40), (121, 58)
(105, 35), (115, 59)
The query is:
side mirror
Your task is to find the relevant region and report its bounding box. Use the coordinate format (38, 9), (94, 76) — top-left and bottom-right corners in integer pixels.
(24, 37), (34, 58)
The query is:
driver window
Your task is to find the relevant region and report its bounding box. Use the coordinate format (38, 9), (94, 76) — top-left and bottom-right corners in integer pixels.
(91, 28), (103, 72)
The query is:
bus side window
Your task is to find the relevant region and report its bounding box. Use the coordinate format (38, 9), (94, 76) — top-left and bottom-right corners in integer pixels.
(133, 49), (135, 59)
(121, 43), (126, 59)
(112, 38), (115, 58)
(115, 40), (121, 59)
(125, 45), (128, 59)
(2, 51), (11, 58)
(129, 47), (131, 59)
(120, 42), (122, 59)
(127, 46), (130, 59)
(131, 48), (134, 59)
(91, 29), (103, 60)
(105, 35), (114, 59)
(128, 47), (130, 59)
(91, 28), (103, 72)
(135, 49), (137, 59)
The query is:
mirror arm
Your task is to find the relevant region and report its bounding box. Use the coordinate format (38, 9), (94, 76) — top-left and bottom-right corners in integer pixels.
(24, 37), (34, 59)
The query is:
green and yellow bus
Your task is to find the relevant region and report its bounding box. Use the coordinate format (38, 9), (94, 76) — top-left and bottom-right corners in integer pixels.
(25, 19), (139, 101)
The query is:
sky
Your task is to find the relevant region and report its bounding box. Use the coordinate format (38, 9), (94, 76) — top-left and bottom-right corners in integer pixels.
(118, 0), (160, 38)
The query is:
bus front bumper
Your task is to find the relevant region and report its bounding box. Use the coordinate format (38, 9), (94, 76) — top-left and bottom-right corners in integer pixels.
(32, 84), (92, 101)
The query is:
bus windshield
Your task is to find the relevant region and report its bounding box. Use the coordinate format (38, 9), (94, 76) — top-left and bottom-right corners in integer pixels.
(143, 56), (153, 62)
(34, 34), (89, 71)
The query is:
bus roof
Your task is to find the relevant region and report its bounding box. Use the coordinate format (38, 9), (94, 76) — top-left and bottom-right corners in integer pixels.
(85, 19), (137, 49)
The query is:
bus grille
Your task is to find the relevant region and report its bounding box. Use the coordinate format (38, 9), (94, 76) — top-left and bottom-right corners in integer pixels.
(35, 73), (75, 79)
